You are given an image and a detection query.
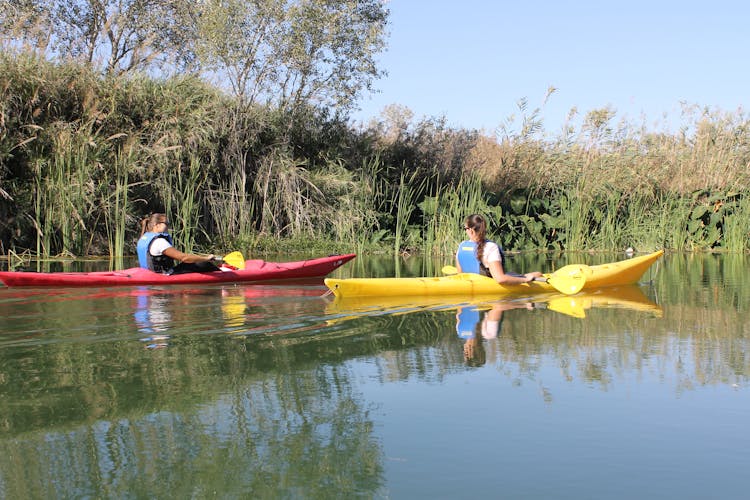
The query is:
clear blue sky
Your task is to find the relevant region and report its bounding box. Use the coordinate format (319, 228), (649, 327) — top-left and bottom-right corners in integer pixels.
(352, 0), (749, 134)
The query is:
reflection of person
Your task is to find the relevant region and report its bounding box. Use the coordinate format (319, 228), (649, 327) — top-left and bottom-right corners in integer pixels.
(457, 301), (534, 366)
(137, 213), (219, 275)
(456, 305), (482, 340)
(134, 291), (171, 349)
(456, 214), (543, 285)
(456, 305), (487, 367)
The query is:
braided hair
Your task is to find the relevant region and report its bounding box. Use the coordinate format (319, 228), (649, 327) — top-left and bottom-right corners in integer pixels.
(465, 214), (488, 261)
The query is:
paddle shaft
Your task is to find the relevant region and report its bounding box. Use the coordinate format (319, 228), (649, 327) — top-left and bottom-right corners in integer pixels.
(441, 265), (585, 295)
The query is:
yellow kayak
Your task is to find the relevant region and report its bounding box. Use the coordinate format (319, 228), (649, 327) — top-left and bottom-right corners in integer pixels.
(324, 250), (663, 299)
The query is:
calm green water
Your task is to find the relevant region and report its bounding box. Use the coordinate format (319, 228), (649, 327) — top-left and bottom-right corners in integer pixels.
(1, 252), (749, 499)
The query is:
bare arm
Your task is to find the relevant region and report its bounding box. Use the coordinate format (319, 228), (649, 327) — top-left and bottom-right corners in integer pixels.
(487, 260), (540, 285)
(163, 246), (215, 264)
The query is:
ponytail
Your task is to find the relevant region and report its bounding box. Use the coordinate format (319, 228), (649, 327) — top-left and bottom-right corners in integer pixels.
(464, 214), (488, 261)
(140, 213), (167, 237)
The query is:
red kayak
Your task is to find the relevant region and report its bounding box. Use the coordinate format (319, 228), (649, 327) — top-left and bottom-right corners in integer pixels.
(0, 254), (356, 287)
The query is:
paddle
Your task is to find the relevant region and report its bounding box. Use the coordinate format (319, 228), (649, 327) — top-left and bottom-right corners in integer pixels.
(545, 264), (588, 295)
(213, 251), (246, 270)
(441, 265), (586, 295)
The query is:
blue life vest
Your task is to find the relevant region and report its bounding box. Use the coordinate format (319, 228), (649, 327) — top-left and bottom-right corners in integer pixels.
(136, 232), (174, 273)
(457, 240), (482, 273)
(456, 240), (506, 276)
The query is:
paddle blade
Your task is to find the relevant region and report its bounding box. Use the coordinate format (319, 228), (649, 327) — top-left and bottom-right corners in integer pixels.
(441, 265), (458, 275)
(545, 266), (586, 295)
(222, 251), (246, 270)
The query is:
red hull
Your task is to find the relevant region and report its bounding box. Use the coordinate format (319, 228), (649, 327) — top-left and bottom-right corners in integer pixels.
(0, 254), (356, 287)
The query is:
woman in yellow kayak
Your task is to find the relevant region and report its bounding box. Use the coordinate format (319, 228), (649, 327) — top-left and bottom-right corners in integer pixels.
(137, 213), (219, 274)
(456, 213), (543, 284)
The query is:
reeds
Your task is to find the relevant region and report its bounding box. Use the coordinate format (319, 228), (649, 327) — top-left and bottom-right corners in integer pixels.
(30, 119), (99, 258)
(315, 156), (386, 254)
(253, 150), (317, 237)
(420, 174), (486, 256)
(170, 154), (207, 253)
(392, 170), (423, 256)
(104, 138), (133, 269)
(5, 52), (750, 260)
(721, 195), (750, 252)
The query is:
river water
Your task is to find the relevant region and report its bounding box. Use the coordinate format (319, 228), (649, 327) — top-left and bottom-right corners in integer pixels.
(0, 252), (748, 498)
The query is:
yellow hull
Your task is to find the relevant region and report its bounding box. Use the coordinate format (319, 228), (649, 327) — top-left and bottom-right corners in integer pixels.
(326, 285), (662, 320)
(324, 250), (663, 299)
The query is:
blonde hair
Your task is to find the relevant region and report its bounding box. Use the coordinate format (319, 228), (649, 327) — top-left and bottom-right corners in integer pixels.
(140, 213), (167, 237)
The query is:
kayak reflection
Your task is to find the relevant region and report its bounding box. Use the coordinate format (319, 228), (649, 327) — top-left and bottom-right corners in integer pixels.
(541, 285), (663, 318)
(130, 281), (330, 343)
(218, 281), (328, 330)
(325, 285), (661, 323)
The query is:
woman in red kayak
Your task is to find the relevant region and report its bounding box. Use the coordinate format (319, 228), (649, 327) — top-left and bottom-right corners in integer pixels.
(455, 213), (543, 285)
(137, 213), (219, 274)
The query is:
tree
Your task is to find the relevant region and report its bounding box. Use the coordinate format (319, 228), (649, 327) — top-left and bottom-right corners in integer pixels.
(186, 0), (388, 113)
(0, 0), (52, 51)
(1, 0), (186, 75)
(2, 0), (389, 112)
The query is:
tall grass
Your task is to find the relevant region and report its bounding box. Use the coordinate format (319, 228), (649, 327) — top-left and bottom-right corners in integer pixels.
(585, 191), (621, 249)
(29, 119), (102, 258)
(722, 196), (750, 252)
(31, 158), (47, 263)
(171, 154), (207, 253)
(104, 140), (133, 269)
(252, 150), (321, 237)
(319, 156), (388, 254)
(392, 170), (423, 256)
(557, 190), (593, 251)
(205, 178), (256, 251)
(6, 52), (750, 259)
(205, 111), (255, 250)
(421, 174), (487, 257)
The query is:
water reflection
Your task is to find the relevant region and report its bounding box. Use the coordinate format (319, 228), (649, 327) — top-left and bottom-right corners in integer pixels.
(0, 364), (386, 498)
(110, 283), (329, 349)
(2, 252), (750, 497)
(542, 285), (663, 318)
(326, 285), (662, 323)
(0, 282), (388, 497)
(457, 302), (533, 366)
(133, 288), (172, 348)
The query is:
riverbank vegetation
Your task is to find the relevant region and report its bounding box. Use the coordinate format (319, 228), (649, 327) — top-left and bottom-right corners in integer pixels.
(2, 2), (750, 260)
